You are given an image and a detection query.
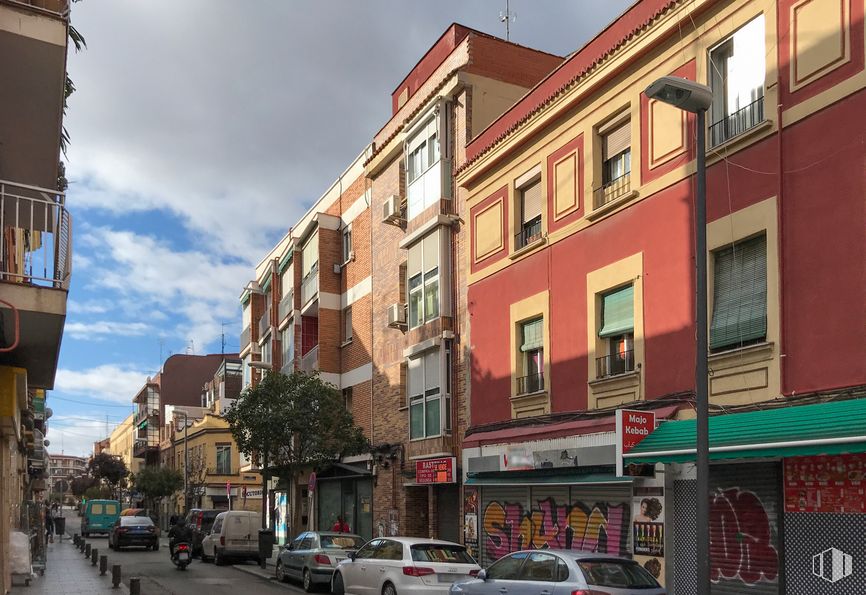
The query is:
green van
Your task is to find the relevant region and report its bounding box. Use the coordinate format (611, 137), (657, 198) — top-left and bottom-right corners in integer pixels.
(82, 499), (121, 536)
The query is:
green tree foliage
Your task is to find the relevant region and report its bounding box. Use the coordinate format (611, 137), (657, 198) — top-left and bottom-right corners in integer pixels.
(87, 452), (129, 499)
(133, 467), (183, 511)
(71, 475), (98, 497)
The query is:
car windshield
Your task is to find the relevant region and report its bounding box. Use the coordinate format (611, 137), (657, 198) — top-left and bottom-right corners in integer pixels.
(411, 544), (476, 564)
(577, 559), (660, 589)
(120, 517), (153, 527)
(321, 535), (365, 549)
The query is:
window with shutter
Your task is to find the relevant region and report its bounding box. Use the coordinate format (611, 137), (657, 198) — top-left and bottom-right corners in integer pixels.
(710, 235), (767, 351)
(599, 120), (632, 206)
(517, 179), (543, 249)
(597, 285), (635, 378)
(408, 348), (444, 439)
(407, 230), (441, 329)
(518, 318), (545, 395)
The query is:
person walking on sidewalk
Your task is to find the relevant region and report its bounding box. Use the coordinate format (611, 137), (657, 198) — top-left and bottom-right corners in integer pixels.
(44, 504), (55, 543)
(331, 515), (350, 533)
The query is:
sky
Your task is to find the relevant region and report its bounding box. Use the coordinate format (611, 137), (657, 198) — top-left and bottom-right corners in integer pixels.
(48, 0), (635, 457)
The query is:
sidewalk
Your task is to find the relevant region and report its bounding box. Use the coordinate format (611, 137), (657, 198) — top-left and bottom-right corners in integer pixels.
(21, 537), (129, 595)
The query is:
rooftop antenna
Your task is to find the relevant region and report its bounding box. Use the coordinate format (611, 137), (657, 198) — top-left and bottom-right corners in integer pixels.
(221, 322), (227, 355)
(500, 0), (516, 41)
(186, 339), (195, 355)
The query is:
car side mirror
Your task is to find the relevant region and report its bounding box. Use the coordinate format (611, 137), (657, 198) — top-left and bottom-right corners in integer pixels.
(477, 569), (487, 581)
(348, 551), (357, 561)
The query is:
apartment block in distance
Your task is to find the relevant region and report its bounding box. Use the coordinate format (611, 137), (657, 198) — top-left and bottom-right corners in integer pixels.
(0, 0), (72, 589)
(457, 0), (866, 591)
(364, 24), (562, 541)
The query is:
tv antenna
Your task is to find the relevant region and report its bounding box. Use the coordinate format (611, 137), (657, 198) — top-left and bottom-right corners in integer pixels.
(500, 0), (516, 41)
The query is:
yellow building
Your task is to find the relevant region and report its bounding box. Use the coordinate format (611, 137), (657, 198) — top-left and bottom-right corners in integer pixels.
(106, 413), (141, 479)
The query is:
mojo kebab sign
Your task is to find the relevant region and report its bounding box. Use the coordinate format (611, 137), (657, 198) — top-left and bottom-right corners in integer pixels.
(616, 409), (656, 476)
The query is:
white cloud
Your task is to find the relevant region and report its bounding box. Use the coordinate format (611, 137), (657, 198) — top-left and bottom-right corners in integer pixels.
(55, 364), (152, 404)
(67, 299), (110, 315)
(65, 320), (151, 340)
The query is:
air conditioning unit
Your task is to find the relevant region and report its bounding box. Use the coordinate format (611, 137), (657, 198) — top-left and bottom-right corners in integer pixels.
(388, 303), (407, 327)
(383, 195), (403, 224)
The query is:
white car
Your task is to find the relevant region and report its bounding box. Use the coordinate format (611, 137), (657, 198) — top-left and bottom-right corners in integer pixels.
(332, 537), (480, 595)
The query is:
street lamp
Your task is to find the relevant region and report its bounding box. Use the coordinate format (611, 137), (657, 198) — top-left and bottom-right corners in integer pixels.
(645, 76), (713, 594)
(248, 360), (274, 569)
(177, 411), (190, 514)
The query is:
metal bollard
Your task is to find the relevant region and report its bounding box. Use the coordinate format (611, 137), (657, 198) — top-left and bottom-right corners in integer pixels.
(99, 555), (108, 576)
(91, 548), (98, 565)
(129, 577), (140, 595)
(79, 540), (86, 552)
(111, 564), (121, 589)
(73, 534), (80, 545)
(85, 543), (92, 557)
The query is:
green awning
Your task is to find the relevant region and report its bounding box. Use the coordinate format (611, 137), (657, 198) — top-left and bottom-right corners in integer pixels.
(466, 473), (632, 486)
(278, 251), (293, 273)
(625, 398), (866, 464)
(599, 285), (634, 338)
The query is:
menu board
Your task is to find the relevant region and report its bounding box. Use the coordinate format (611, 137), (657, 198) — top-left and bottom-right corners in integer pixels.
(784, 454), (866, 513)
(415, 457), (456, 484)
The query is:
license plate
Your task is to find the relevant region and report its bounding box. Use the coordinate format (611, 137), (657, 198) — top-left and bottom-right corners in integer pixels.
(178, 552), (190, 561)
(437, 575), (457, 583)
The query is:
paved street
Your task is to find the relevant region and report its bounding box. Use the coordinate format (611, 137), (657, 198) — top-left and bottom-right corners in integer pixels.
(57, 510), (308, 595)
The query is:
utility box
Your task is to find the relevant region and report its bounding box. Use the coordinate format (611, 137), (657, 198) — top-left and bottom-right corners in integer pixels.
(258, 529), (275, 559)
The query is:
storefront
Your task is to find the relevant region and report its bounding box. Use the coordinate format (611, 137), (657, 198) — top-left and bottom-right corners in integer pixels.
(625, 398), (866, 594)
(315, 462), (373, 540)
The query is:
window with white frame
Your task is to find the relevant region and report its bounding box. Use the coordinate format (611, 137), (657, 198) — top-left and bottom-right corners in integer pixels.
(408, 349), (448, 439)
(407, 229), (440, 328)
(517, 318), (544, 395)
(342, 224), (353, 264)
(599, 119), (631, 205)
(405, 108), (450, 220)
(215, 443), (231, 475)
(242, 354), (251, 388)
(281, 326), (294, 372)
(343, 307), (353, 343)
(261, 337), (272, 365)
(516, 177), (543, 249)
(301, 231), (319, 304)
(597, 285), (635, 378)
(708, 15), (765, 147)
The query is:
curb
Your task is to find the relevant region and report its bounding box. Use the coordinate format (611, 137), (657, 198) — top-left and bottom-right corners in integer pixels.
(61, 536), (131, 593)
(232, 563), (275, 580)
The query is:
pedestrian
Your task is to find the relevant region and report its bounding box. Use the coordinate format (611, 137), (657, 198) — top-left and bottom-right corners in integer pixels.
(331, 515), (350, 533)
(44, 504), (54, 543)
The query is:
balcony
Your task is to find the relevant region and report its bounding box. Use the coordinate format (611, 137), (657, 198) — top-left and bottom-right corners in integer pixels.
(594, 173), (631, 209)
(301, 264), (319, 307)
(516, 372), (545, 396)
(514, 218), (542, 251)
(240, 325), (251, 349)
(133, 407), (158, 425)
(278, 290), (294, 322)
(596, 349), (635, 379)
(132, 434), (159, 458)
(300, 345), (319, 374)
(0, 180), (72, 388)
(709, 94), (765, 148)
(258, 303), (272, 338)
(206, 466), (235, 476)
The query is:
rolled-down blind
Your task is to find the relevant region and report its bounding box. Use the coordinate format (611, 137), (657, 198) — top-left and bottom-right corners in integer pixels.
(710, 235), (767, 350)
(521, 180), (542, 223)
(599, 285), (634, 338)
(603, 121), (631, 160)
(521, 318), (543, 352)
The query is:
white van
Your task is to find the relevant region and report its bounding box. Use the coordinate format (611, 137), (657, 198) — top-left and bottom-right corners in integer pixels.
(200, 510), (262, 565)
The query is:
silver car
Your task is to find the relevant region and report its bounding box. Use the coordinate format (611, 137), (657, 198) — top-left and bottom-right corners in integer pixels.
(450, 550), (665, 595)
(332, 537), (481, 595)
(276, 531), (366, 591)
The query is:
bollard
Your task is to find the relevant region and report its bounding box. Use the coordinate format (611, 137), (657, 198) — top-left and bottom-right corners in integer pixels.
(91, 548), (98, 565)
(111, 564), (121, 589)
(73, 534), (80, 545)
(85, 543), (92, 557)
(129, 577), (140, 595)
(99, 555), (108, 576)
(79, 540), (86, 553)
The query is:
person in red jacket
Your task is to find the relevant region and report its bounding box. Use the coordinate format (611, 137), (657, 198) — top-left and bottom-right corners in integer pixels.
(331, 515), (350, 533)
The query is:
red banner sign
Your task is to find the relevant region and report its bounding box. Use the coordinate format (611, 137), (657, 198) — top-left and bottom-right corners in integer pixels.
(416, 457), (457, 484)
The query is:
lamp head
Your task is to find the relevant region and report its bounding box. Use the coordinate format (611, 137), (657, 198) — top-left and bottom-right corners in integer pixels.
(645, 76), (712, 112)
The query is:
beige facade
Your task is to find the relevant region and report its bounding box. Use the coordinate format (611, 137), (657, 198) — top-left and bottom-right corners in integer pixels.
(106, 413), (141, 477)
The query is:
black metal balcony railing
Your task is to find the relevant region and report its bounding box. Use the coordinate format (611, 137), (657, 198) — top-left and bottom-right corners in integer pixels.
(594, 173), (631, 208)
(596, 349), (635, 379)
(515, 218), (543, 250)
(516, 372), (545, 396)
(709, 94), (765, 147)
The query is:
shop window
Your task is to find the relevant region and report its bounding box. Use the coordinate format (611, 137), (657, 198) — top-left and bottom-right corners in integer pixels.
(517, 318), (544, 395)
(597, 285), (635, 378)
(710, 234), (767, 352)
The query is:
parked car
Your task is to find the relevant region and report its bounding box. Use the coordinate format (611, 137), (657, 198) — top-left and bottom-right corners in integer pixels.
(81, 499), (121, 537)
(200, 510), (261, 566)
(450, 550), (666, 595)
(276, 531), (366, 591)
(120, 508), (160, 531)
(332, 537), (480, 595)
(185, 508), (222, 557)
(108, 516), (159, 551)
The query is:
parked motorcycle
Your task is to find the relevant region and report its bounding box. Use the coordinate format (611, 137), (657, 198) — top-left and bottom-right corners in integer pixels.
(171, 542), (192, 570)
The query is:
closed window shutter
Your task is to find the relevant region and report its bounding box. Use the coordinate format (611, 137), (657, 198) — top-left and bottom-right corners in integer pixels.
(710, 235), (767, 350)
(423, 229), (439, 273)
(599, 285), (634, 338)
(603, 122), (631, 160)
(521, 180), (542, 223)
(302, 232), (318, 276)
(520, 318), (544, 352)
(408, 242), (422, 280)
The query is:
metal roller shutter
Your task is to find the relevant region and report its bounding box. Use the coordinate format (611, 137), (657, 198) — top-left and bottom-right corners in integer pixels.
(480, 486), (528, 567)
(569, 484), (632, 556)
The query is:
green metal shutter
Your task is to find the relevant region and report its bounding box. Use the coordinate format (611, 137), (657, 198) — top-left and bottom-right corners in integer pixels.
(599, 285), (634, 338)
(521, 318), (543, 352)
(710, 235), (767, 350)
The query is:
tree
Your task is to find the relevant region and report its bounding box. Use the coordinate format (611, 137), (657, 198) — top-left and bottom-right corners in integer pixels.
(87, 452), (129, 499)
(224, 371), (368, 530)
(133, 467), (183, 513)
(71, 475), (98, 498)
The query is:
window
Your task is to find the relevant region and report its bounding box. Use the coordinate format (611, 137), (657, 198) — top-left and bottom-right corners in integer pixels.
(407, 230), (440, 328)
(408, 349), (445, 439)
(516, 178), (543, 249)
(342, 224), (353, 263)
(406, 111), (449, 220)
(281, 326), (294, 372)
(600, 119), (631, 205)
(374, 540), (404, 561)
(709, 15), (765, 147)
(242, 354), (251, 388)
(343, 307), (353, 343)
(597, 285), (635, 378)
(518, 318), (544, 395)
(301, 231), (319, 305)
(215, 444), (231, 475)
(487, 552), (530, 580)
(261, 338), (271, 365)
(520, 552), (558, 581)
(343, 387), (353, 414)
(355, 540), (380, 559)
(710, 234), (767, 352)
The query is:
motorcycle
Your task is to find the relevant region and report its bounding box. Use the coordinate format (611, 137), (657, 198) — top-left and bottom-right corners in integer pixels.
(171, 542), (192, 570)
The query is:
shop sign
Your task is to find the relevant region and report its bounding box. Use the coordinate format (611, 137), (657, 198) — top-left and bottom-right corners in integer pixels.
(503, 447), (534, 471)
(415, 457), (456, 484)
(785, 453), (866, 513)
(32, 390), (45, 420)
(244, 487), (263, 499)
(615, 409), (656, 476)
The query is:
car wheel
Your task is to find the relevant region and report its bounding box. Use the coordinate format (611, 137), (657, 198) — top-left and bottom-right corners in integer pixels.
(332, 572), (345, 595)
(275, 560), (287, 583)
(200, 550), (211, 563)
(383, 582), (397, 595)
(303, 568), (315, 592)
(214, 549), (225, 566)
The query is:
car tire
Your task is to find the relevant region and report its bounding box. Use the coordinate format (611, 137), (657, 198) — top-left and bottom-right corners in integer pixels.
(200, 550), (211, 563)
(275, 560), (287, 583)
(303, 568), (315, 592)
(214, 549), (225, 566)
(332, 572), (345, 595)
(383, 582), (397, 595)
